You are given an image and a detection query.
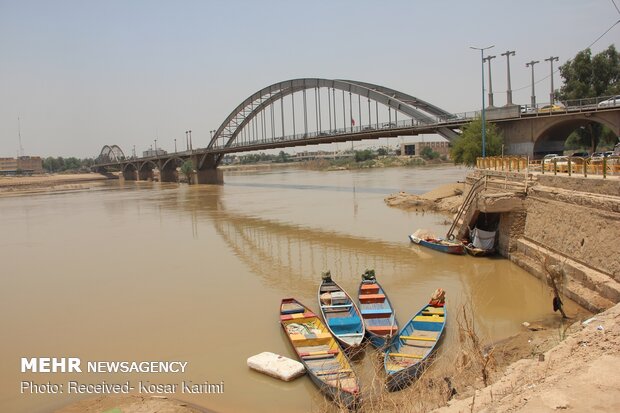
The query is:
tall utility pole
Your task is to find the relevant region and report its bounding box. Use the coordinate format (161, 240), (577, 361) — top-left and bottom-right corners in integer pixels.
(185, 131), (189, 150)
(545, 56), (559, 103)
(501, 50), (516, 106)
(470, 45), (495, 158)
(526, 60), (540, 108)
(188, 130), (192, 150)
(483, 54), (496, 107)
(17, 116), (24, 156)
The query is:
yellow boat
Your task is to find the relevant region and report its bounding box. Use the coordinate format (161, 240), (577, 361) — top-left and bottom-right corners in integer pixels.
(280, 298), (360, 409)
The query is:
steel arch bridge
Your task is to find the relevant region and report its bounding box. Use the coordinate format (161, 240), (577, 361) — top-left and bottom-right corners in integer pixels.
(92, 77), (620, 184)
(206, 78), (460, 166)
(96, 145), (126, 163)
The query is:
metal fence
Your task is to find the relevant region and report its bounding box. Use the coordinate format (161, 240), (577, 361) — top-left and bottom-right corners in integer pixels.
(476, 156), (620, 178)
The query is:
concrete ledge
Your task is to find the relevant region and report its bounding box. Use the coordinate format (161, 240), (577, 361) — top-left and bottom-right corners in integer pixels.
(512, 238), (620, 311)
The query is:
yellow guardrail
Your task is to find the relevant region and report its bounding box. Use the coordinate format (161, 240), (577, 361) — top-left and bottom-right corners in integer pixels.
(476, 156), (620, 178)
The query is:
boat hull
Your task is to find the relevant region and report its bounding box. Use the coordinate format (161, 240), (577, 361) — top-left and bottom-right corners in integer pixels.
(280, 298), (360, 408)
(409, 235), (464, 255)
(464, 244), (495, 257)
(358, 279), (398, 349)
(384, 301), (446, 391)
(318, 279), (365, 350)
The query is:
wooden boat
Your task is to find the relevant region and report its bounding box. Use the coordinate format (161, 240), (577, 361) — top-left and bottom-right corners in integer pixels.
(280, 298), (360, 408)
(409, 234), (464, 255)
(357, 270), (398, 348)
(464, 243), (495, 257)
(318, 272), (365, 349)
(384, 289), (447, 391)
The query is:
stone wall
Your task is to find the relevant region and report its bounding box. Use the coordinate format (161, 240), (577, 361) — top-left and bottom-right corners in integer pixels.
(523, 187), (620, 281)
(459, 170), (620, 310)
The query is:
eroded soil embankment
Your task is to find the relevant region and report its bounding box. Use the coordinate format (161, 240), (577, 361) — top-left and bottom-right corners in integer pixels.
(384, 182), (466, 214)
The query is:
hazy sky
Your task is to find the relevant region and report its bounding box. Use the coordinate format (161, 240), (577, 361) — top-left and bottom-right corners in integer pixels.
(1, 0), (618, 158)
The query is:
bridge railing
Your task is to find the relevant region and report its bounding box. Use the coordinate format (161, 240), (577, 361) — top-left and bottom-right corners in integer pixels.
(477, 156), (620, 178)
(211, 114), (482, 151)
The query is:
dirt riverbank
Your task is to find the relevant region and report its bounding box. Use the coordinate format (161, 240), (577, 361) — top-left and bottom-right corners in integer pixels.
(433, 302), (620, 413)
(53, 394), (214, 413)
(0, 173), (110, 196)
(384, 182), (466, 214)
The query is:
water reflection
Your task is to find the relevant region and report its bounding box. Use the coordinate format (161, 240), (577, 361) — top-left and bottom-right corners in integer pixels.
(0, 167), (583, 413)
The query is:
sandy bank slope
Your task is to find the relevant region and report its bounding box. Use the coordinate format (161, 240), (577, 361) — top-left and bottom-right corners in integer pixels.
(384, 182), (466, 213)
(434, 303), (620, 413)
(0, 173), (109, 196)
(54, 394), (214, 413)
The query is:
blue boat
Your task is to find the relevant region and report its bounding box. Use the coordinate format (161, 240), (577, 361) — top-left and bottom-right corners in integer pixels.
(384, 289), (447, 391)
(318, 272), (365, 350)
(409, 234), (464, 255)
(357, 270), (398, 348)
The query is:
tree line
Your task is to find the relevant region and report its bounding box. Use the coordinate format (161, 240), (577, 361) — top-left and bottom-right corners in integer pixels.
(43, 157), (95, 172)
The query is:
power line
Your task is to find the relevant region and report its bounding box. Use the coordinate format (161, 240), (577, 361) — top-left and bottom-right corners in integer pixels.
(611, 0), (620, 15)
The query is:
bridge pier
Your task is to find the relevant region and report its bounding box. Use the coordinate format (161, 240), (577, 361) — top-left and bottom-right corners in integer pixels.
(191, 153), (223, 185)
(193, 168), (223, 185)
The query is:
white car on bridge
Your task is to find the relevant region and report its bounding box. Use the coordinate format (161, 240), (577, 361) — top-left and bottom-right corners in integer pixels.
(598, 95), (620, 107)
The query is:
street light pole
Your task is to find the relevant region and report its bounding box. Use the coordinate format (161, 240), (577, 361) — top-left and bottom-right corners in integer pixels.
(189, 130), (192, 151)
(154, 138), (157, 154)
(501, 50), (516, 106)
(174, 138), (177, 153)
(483, 54), (496, 107)
(470, 45), (495, 158)
(526, 60), (540, 108)
(185, 131), (189, 151)
(545, 56), (559, 103)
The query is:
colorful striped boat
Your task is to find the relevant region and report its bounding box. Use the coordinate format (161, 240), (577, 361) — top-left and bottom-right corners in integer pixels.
(384, 289), (447, 391)
(280, 298), (360, 409)
(357, 270), (398, 348)
(318, 272), (365, 349)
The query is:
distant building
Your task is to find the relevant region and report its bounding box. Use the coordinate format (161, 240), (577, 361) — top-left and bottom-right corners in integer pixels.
(142, 149), (168, 158)
(400, 140), (450, 158)
(0, 156), (43, 175)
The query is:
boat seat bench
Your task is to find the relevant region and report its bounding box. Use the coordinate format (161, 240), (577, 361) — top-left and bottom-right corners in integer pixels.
(388, 353), (423, 359)
(367, 326), (398, 334)
(400, 335), (436, 342)
(359, 293), (386, 304)
(361, 308), (392, 318)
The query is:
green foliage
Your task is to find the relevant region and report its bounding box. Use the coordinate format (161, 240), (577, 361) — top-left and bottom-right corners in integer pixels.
(354, 149), (375, 162)
(450, 118), (503, 166)
(180, 160), (194, 184)
(43, 157), (95, 172)
(275, 151), (291, 163)
(376, 147), (388, 156)
(557, 45), (620, 100)
(420, 146), (440, 160)
(556, 45), (620, 153)
(238, 152), (274, 164)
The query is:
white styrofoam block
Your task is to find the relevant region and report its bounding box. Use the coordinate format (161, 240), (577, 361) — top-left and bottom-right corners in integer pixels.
(247, 352), (306, 381)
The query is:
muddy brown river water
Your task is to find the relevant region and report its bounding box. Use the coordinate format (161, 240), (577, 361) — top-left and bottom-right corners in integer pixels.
(0, 165), (581, 413)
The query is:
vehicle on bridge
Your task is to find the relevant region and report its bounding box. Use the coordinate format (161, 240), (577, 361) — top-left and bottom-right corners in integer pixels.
(538, 103), (566, 113)
(598, 95), (620, 108)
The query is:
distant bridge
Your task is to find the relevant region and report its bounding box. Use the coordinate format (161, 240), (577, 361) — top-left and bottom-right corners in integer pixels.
(93, 78), (620, 184)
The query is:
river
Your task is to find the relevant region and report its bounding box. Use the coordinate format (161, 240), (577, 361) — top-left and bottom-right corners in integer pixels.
(0, 165), (580, 413)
